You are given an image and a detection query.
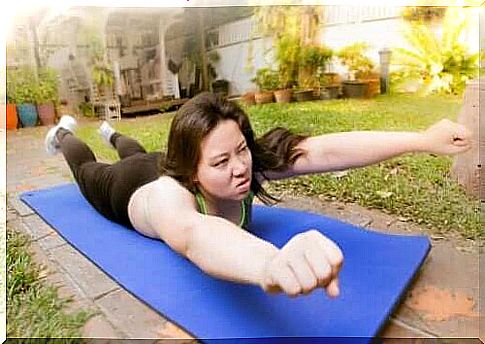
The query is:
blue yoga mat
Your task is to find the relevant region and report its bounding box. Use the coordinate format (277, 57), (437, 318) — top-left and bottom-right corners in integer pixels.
(20, 183), (430, 341)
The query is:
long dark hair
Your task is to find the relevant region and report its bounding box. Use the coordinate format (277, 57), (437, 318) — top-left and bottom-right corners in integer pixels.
(160, 92), (308, 205)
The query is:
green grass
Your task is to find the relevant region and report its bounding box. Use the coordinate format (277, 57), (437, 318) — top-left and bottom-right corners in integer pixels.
(76, 95), (481, 241)
(7, 226), (93, 338)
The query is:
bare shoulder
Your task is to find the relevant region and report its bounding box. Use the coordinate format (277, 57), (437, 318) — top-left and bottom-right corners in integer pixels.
(144, 176), (200, 252)
(150, 176), (197, 206)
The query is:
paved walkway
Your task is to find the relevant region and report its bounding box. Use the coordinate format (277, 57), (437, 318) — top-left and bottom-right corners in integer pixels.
(5, 121), (483, 341)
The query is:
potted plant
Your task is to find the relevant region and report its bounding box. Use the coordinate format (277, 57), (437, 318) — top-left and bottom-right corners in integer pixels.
(298, 44), (333, 99)
(241, 92), (256, 106)
(319, 72), (341, 99)
(5, 103), (18, 130)
(5, 76), (18, 130)
(7, 67), (39, 127)
(337, 43), (375, 98)
(251, 68), (279, 104)
(273, 36), (300, 103)
(36, 67), (60, 126)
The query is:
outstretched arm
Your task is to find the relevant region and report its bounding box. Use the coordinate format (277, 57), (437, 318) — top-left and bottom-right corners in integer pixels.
(264, 119), (472, 180)
(146, 177), (343, 298)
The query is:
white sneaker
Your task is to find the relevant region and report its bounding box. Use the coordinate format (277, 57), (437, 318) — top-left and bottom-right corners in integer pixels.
(98, 121), (116, 148)
(45, 115), (78, 156)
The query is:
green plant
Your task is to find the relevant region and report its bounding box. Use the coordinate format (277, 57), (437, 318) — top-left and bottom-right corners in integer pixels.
(7, 67), (40, 104)
(337, 43), (374, 80)
(392, 8), (478, 96)
(299, 45), (333, 88)
(251, 67), (280, 91)
(36, 67), (60, 104)
(275, 35), (301, 89)
(78, 102), (94, 117)
(300, 45), (333, 69)
(7, 66), (60, 105)
(251, 6), (325, 89)
(7, 226), (93, 337)
(78, 16), (114, 88)
(402, 6), (447, 23)
(92, 64), (113, 87)
(159, 102), (173, 112)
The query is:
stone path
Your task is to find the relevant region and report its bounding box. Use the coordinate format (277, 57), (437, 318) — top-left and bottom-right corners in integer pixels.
(5, 122), (483, 341)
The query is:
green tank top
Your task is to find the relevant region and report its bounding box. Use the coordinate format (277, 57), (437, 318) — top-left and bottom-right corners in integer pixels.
(195, 191), (254, 228)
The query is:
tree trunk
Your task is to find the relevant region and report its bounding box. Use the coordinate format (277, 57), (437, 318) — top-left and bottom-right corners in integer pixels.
(28, 17), (41, 78)
(197, 9), (209, 92)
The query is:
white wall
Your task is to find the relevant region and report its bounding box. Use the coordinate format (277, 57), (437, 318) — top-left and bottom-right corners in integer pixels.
(209, 16), (274, 96)
(212, 6), (480, 96)
(211, 36), (274, 95)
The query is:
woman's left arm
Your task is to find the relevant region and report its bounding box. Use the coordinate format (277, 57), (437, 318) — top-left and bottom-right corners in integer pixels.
(265, 119), (472, 180)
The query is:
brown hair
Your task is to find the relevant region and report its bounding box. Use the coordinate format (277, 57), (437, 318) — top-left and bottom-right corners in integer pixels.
(160, 92), (308, 205)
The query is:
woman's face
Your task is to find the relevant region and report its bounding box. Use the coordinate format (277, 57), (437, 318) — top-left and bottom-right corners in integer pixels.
(195, 119), (252, 202)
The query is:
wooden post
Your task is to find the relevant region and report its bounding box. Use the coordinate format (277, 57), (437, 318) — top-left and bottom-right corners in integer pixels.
(197, 9), (209, 92)
(451, 79), (484, 199)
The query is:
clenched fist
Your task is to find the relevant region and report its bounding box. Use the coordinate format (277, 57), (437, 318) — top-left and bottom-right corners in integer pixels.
(261, 230), (343, 298)
(421, 119), (472, 155)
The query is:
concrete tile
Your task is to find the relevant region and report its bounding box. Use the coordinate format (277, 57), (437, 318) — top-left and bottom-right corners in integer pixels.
(82, 314), (123, 338)
(28, 240), (57, 278)
(6, 206), (18, 222)
(95, 289), (168, 339)
(391, 241), (480, 337)
(37, 232), (68, 251)
(379, 317), (435, 339)
(7, 194), (34, 216)
(155, 322), (194, 340)
(50, 244), (120, 300)
(43, 271), (93, 313)
(22, 214), (57, 241)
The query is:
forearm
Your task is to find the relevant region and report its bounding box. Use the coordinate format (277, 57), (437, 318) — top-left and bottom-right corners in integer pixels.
(297, 131), (427, 173)
(185, 214), (279, 287)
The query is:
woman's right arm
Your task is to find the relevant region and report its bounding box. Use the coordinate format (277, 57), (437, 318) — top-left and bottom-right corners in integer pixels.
(148, 177), (343, 297)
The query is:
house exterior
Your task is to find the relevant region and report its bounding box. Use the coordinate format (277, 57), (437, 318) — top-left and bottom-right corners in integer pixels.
(206, 5), (479, 95)
(6, 5), (480, 114)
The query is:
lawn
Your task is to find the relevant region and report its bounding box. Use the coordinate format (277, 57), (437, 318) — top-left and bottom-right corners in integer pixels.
(7, 226), (93, 337)
(76, 94), (481, 241)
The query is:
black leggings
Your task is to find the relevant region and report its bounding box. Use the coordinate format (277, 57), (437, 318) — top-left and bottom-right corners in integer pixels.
(57, 129), (162, 227)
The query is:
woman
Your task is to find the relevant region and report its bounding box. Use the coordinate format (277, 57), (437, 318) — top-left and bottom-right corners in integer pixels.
(45, 92), (471, 299)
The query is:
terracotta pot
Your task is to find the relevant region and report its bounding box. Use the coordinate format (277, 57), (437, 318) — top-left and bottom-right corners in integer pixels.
(254, 91), (274, 105)
(274, 89), (293, 103)
(6, 103), (18, 130)
(294, 89), (314, 102)
(363, 79), (380, 98)
(17, 104), (38, 127)
(241, 92), (256, 106)
(37, 103), (56, 126)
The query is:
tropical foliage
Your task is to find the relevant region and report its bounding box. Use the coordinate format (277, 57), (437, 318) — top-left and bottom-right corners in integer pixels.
(337, 43), (374, 80)
(251, 6), (330, 89)
(401, 6), (447, 23)
(77, 14), (113, 87)
(251, 67), (280, 91)
(392, 8), (478, 95)
(7, 66), (59, 104)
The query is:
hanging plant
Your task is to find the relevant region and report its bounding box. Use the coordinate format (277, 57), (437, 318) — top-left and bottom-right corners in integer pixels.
(92, 63), (113, 87)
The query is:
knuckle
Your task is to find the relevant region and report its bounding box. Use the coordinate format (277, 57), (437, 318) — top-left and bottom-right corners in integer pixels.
(317, 268), (333, 285)
(303, 279), (318, 293)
